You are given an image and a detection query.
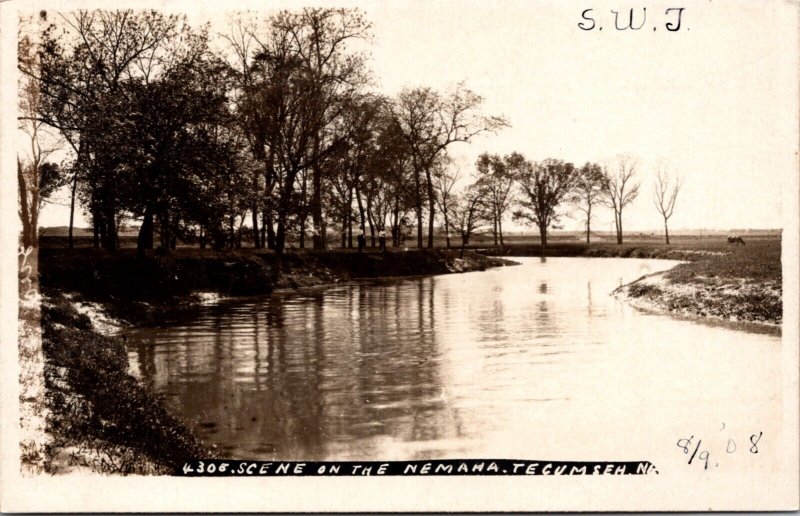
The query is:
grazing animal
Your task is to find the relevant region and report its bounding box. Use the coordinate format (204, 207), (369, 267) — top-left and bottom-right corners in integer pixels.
(727, 235), (745, 245)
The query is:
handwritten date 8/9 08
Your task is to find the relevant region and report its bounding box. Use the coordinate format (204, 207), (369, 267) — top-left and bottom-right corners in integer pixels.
(677, 430), (762, 470)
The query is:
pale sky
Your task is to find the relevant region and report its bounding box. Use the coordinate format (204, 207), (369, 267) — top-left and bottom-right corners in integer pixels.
(31, 0), (798, 231)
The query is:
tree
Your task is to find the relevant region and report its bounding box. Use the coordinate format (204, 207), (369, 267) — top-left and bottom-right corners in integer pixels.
(122, 36), (237, 255)
(226, 9), (372, 252)
(653, 160), (682, 245)
(432, 158), (460, 249)
(229, 10), (372, 257)
(601, 155), (641, 245)
(18, 22), (62, 248)
(571, 162), (605, 244)
(372, 115), (415, 247)
(475, 152), (522, 248)
(34, 10), (184, 251)
(514, 158), (578, 254)
(390, 83), (507, 249)
(449, 183), (488, 257)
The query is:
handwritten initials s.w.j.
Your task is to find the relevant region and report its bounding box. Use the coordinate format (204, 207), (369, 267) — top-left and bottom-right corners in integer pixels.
(579, 8), (685, 32)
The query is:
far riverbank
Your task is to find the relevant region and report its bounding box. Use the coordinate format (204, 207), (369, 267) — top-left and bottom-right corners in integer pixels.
(473, 236), (782, 327)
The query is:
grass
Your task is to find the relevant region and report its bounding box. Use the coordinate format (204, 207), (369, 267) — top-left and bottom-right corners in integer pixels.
(39, 296), (211, 474)
(665, 237), (781, 283)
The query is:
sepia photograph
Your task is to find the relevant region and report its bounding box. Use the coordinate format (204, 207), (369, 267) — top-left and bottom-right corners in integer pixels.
(1, 0), (798, 512)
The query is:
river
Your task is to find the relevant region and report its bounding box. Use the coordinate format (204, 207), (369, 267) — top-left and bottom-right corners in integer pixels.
(126, 257), (782, 467)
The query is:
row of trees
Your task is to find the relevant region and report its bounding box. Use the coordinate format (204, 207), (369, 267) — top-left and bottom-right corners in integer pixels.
(439, 153), (682, 254)
(17, 9), (507, 256)
(18, 9), (682, 255)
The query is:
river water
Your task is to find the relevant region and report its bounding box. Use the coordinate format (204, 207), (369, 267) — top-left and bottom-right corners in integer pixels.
(126, 257), (782, 465)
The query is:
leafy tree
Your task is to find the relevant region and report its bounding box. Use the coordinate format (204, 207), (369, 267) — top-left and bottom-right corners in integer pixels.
(475, 152), (522, 248)
(226, 9), (371, 252)
(34, 10), (185, 250)
(513, 158), (578, 253)
(570, 162), (606, 244)
(432, 157), (460, 249)
(17, 21), (62, 248)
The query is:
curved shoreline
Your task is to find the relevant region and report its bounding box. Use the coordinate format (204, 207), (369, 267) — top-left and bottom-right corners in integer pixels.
(613, 268), (782, 331)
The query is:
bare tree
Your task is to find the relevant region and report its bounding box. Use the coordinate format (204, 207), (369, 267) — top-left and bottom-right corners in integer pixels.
(450, 183), (488, 257)
(653, 160), (682, 245)
(570, 162), (605, 244)
(601, 155), (640, 245)
(433, 158), (460, 249)
(513, 158), (578, 254)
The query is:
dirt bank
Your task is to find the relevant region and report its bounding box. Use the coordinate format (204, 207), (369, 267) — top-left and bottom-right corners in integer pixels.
(39, 248), (514, 306)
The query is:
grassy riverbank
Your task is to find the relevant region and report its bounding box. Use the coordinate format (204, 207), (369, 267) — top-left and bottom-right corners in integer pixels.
(19, 291), (209, 474)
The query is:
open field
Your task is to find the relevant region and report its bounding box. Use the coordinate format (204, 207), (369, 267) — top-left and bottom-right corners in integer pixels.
(38, 228), (781, 251)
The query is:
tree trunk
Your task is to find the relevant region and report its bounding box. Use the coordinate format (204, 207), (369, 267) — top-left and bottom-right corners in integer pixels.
(416, 204), (423, 249)
(137, 205), (154, 257)
(366, 197), (375, 247)
(664, 219), (670, 245)
(311, 137), (324, 250)
(227, 215), (235, 249)
(443, 209), (451, 249)
(498, 213), (504, 248)
(252, 207), (261, 248)
(355, 182), (367, 235)
(539, 223), (548, 257)
(298, 172), (308, 249)
(392, 198), (400, 247)
(260, 211), (267, 248)
(426, 172), (436, 248)
(275, 220), (286, 255)
(92, 210), (100, 248)
(103, 203), (117, 251)
(412, 161), (423, 249)
(586, 219), (591, 244)
(493, 215), (498, 246)
(617, 212), (623, 244)
(17, 160), (32, 249)
(265, 210), (276, 250)
(341, 212), (348, 248)
(585, 205), (591, 244)
(68, 174), (77, 249)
